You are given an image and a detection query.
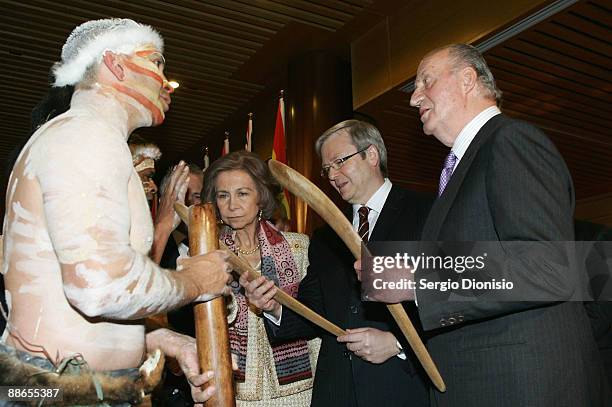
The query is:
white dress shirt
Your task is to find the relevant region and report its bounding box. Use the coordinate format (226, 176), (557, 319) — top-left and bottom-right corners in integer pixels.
(451, 105), (501, 171)
(352, 178), (392, 239)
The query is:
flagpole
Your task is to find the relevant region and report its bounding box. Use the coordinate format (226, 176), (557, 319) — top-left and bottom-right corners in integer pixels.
(222, 131), (230, 156)
(272, 89), (291, 223)
(245, 113), (253, 152)
(203, 146), (210, 172)
(279, 90), (285, 129)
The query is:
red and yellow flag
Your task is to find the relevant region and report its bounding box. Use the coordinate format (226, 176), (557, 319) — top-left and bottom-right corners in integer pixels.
(272, 92), (290, 219)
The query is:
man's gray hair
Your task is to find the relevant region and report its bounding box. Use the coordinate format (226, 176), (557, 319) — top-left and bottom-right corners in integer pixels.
(442, 44), (502, 106)
(315, 119), (388, 177)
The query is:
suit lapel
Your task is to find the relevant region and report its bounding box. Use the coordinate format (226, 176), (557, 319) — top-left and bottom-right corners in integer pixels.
(370, 185), (403, 242)
(422, 114), (506, 240)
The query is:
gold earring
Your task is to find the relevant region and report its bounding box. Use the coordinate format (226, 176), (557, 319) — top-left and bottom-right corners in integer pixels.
(258, 209), (262, 222)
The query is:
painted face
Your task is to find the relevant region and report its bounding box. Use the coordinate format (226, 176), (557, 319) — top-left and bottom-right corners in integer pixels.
(186, 173), (203, 207)
(214, 170), (260, 230)
(320, 131), (378, 205)
(138, 167), (157, 200)
(410, 49), (465, 147)
(115, 45), (173, 126)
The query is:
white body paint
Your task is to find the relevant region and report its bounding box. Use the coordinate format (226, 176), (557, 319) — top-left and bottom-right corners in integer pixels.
(1, 88), (187, 370)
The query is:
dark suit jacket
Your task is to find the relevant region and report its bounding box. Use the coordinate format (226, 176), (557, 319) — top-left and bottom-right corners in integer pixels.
(265, 185), (432, 407)
(577, 221), (612, 388)
(415, 114), (610, 406)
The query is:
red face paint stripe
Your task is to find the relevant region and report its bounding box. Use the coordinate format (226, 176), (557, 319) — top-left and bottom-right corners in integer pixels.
(113, 83), (164, 125)
(123, 59), (164, 86)
(135, 50), (156, 57)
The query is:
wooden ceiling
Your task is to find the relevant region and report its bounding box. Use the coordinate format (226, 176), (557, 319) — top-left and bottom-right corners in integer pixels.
(1, 0), (610, 207)
(357, 0), (612, 200)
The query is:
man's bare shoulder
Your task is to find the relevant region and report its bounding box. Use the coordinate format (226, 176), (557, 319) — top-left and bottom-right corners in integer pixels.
(26, 110), (132, 175)
(33, 110), (122, 147)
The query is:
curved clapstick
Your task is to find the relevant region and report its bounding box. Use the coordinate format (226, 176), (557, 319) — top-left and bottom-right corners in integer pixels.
(268, 159), (446, 392)
(174, 202), (346, 338)
(220, 241), (347, 337)
(174, 202), (189, 227)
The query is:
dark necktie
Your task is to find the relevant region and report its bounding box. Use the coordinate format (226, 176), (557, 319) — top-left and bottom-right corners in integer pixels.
(357, 206), (370, 243)
(438, 151), (458, 196)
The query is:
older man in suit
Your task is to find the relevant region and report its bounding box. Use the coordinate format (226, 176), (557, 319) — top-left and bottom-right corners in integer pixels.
(241, 120), (432, 406)
(395, 44), (608, 406)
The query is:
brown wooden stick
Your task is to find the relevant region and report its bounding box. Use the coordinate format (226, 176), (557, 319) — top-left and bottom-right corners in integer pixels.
(220, 241), (347, 337)
(175, 202), (346, 337)
(268, 160), (446, 392)
(188, 203), (235, 406)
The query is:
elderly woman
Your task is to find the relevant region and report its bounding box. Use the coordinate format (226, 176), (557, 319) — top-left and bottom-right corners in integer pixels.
(204, 151), (320, 406)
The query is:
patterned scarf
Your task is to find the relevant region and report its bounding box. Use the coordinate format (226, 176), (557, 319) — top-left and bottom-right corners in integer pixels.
(221, 220), (313, 384)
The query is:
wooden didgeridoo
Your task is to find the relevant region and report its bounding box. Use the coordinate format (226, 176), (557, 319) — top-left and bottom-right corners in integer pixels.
(188, 203), (235, 407)
(175, 202), (346, 337)
(268, 160), (446, 393)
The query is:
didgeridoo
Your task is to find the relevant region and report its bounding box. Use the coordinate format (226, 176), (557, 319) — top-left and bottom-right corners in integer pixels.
(188, 203), (235, 406)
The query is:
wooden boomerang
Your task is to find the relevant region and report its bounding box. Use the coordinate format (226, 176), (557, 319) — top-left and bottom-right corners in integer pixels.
(174, 202), (346, 337)
(267, 160), (446, 392)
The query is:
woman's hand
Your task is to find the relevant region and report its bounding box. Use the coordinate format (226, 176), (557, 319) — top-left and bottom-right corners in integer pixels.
(239, 274), (281, 319)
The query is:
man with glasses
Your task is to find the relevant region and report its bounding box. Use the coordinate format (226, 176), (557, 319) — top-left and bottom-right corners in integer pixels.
(242, 119), (432, 406)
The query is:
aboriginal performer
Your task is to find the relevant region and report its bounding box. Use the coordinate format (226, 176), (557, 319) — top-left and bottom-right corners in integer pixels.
(1, 18), (233, 405)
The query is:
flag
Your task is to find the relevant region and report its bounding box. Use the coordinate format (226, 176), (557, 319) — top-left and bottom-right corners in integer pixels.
(221, 131), (230, 156)
(272, 91), (290, 219)
(203, 146), (210, 172)
(245, 113), (253, 152)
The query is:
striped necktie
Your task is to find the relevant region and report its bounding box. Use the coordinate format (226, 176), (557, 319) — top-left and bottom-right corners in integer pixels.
(357, 206), (370, 243)
(438, 151), (458, 197)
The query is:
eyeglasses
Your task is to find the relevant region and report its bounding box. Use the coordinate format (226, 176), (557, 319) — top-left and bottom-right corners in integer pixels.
(320, 145), (371, 178)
